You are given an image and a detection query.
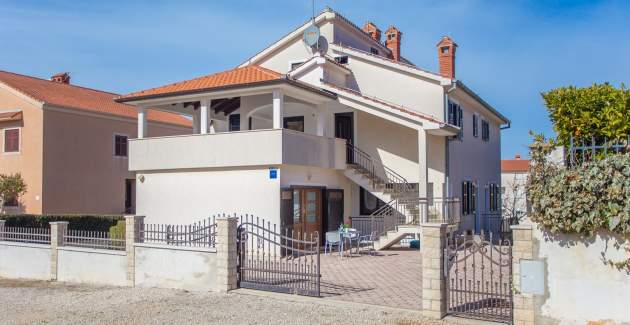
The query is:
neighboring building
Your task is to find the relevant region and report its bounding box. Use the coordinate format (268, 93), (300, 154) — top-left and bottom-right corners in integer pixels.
(0, 71), (190, 215)
(501, 154), (529, 220)
(118, 8), (509, 243)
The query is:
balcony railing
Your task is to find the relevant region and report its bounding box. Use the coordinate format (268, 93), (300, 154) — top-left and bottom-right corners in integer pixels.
(129, 129), (346, 171)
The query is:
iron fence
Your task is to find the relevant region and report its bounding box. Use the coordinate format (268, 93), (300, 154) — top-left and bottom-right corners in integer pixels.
(480, 213), (518, 243)
(64, 229), (126, 251)
(0, 226), (51, 245)
(138, 216), (217, 247)
(567, 136), (629, 167)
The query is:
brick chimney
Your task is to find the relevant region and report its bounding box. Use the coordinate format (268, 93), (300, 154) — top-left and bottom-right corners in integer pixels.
(362, 21), (381, 43)
(437, 36), (457, 78)
(50, 72), (70, 84)
(385, 26), (402, 62)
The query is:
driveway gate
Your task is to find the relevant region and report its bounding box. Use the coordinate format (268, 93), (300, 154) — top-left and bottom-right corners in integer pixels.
(444, 233), (513, 324)
(237, 216), (320, 297)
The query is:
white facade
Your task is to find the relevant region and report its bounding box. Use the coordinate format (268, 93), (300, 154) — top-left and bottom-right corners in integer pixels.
(122, 8), (509, 236)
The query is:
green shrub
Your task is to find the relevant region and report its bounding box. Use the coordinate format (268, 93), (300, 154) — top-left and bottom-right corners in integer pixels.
(527, 136), (630, 235)
(541, 83), (630, 147)
(1, 214), (124, 232)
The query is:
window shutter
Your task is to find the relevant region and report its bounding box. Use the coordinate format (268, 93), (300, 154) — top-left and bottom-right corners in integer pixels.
(471, 182), (477, 214)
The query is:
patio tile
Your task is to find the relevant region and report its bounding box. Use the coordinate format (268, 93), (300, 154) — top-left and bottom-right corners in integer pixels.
(319, 248), (423, 310)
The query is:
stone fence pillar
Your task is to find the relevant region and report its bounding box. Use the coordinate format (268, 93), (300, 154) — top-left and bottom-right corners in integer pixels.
(215, 217), (238, 293)
(125, 215), (144, 286)
(421, 223), (448, 319)
(0, 220), (5, 241)
(49, 221), (68, 281)
(512, 224), (535, 325)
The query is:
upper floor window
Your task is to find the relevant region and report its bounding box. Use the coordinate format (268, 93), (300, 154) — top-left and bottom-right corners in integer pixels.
(482, 120), (490, 141)
(488, 183), (500, 212)
(448, 101), (463, 140)
(229, 114), (240, 132)
(472, 114), (479, 138)
(283, 116), (304, 132)
(114, 134), (128, 157)
(462, 180), (477, 216)
(3, 128), (19, 153)
(290, 61), (304, 70)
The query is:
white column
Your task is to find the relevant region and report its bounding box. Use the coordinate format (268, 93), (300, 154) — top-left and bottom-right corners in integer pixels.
(272, 90), (284, 129)
(200, 99), (209, 134)
(137, 107), (147, 139)
(418, 128), (428, 198)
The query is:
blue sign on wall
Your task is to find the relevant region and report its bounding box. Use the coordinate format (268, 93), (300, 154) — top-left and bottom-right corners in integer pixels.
(269, 168), (278, 179)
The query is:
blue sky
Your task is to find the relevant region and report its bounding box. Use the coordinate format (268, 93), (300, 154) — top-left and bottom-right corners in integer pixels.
(1, 0), (629, 158)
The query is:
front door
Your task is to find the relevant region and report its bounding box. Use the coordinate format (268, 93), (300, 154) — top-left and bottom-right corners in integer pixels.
(335, 113), (354, 163)
(292, 188), (322, 242)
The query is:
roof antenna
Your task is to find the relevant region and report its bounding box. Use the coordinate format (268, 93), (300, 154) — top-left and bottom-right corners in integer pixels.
(303, 0), (321, 52)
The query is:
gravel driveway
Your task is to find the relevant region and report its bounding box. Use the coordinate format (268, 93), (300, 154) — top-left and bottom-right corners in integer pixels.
(0, 279), (465, 325)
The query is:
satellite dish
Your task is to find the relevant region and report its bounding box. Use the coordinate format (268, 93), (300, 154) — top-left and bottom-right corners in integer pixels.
(303, 24), (320, 47)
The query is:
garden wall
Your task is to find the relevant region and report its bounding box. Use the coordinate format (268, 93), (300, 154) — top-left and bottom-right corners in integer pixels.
(531, 225), (630, 324)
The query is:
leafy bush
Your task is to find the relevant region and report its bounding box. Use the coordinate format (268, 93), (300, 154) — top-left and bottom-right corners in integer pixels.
(541, 83), (630, 147)
(1, 214), (124, 232)
(527, 135), (630, 235)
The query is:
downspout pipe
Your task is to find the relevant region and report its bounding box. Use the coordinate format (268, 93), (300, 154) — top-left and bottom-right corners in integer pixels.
(444, 81), (457, 198)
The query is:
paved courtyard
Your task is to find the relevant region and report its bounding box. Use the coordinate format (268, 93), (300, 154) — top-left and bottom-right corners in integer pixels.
(320, 247), (423, 310)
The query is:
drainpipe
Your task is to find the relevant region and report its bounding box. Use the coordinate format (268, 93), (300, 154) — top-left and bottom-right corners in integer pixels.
(444, 82), (457, 198)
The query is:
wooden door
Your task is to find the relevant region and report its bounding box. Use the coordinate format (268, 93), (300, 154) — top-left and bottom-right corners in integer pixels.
(302, 188), (321, 240)
(292, 188), (322, 242)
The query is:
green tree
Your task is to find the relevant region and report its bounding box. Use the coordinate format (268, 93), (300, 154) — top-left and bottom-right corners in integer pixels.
(541, 83), (630, 146)
(0, 173), (27, 213)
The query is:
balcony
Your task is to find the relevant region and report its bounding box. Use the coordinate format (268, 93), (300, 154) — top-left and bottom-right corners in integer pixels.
(128, 129), (347, 172)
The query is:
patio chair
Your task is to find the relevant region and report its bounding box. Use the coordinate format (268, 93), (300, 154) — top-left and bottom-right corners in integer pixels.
(324, 231), (341, 255)
(358, 231), (377, 255)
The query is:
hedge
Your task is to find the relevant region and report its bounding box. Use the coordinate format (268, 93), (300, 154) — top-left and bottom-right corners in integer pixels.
(1, 214), (124, 233)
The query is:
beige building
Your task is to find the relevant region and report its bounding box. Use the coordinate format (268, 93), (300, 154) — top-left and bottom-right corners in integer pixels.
(0, 71), (190, 215)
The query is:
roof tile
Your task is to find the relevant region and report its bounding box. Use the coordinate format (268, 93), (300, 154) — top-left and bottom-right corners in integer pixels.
(0, 70), (190, 127)
(119, 65), (283, 101)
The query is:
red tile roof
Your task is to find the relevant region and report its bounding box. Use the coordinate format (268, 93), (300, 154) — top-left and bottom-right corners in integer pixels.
(501, 159), (530, 173)
(0, 70), (190, 127)
(118, 65), (283, 101)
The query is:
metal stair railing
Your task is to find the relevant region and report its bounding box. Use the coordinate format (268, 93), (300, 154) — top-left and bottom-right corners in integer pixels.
(346, 142), (415, 198)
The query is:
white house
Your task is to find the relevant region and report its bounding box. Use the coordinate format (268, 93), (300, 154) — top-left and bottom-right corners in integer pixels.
(501, 154), (529, 219)
(116, 8), (509, 246)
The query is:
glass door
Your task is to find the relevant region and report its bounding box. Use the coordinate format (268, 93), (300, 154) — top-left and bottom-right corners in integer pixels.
(292, 188), (322, 242)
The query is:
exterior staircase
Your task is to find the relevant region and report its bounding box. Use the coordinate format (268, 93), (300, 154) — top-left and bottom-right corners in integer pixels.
(344, 143), (460, 250)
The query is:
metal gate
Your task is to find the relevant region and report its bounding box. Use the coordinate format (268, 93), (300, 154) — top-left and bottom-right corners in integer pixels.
(237, 216), (320, 297)
(444, 233), (513, 323)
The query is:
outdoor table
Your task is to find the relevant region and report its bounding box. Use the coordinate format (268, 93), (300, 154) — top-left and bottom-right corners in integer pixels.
(339, 228), (360, 257)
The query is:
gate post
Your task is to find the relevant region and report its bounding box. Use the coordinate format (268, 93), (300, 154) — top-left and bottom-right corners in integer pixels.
(420, 223), (448, 319)
(49, 221), (68, 281)
(512, 224), (535, 325)
(125, 215), (144, 287)
(216, 216), (238, 293)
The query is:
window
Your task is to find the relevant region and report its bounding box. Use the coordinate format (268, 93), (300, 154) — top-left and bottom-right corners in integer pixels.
(334, 56), (349, 64)
(370, 47), (379, 55)
(4, 128), (19, 153)
(229, 114), (240, 131)
(482, 120), (490, 141)
(290, 61), (304, 70)
(360, 187), (386, 215)
(488, 183), (500, 212)
(3, 195), (18, 207)
(448, 101), (464, 140)
(283, 116), (304, 132)
(441, 46), (450, 54)
(461, 181), (477, 215)
(472, 114), (479, 138)
(114, 134), (128, 157)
